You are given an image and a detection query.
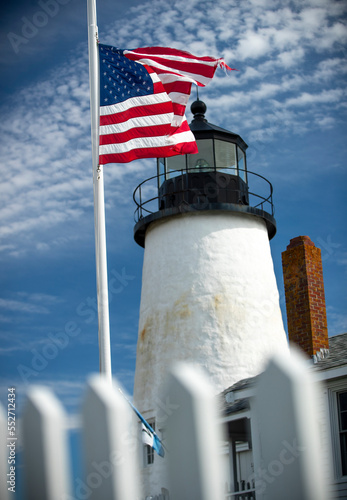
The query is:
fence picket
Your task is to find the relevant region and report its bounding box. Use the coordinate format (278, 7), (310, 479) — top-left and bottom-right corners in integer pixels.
(22, 386), (71, 500)
(165, 362), (226, 500)
(255, 349), (331, 500)
(81, 375), (141, 500)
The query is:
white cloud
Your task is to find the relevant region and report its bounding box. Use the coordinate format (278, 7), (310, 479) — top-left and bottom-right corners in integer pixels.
(315, 21), (347, 51)
(252, 82), (282, 99)
(16, 292), (63, 304)
(0, 292), (62, 316)
(235, 31), (271, 60)
(284, 88), (345, 107)
(277, 47), (305, 68)
(0, 298), (49, 314)
(314, 115), (336, 129)
(314, 58), (347, 80)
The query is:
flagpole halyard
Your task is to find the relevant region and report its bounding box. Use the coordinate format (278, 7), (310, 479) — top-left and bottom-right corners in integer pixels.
(87, 0), (112, 382)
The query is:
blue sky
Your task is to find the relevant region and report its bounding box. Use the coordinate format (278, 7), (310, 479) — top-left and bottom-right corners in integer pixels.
(0, 0), (346, 482)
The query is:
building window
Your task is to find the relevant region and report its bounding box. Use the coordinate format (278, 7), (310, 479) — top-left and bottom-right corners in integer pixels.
(338, 391), (347, 476)
(144, 420), (155, 466)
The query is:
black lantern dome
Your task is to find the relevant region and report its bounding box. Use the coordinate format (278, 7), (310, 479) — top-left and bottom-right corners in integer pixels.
(158, 99), (248, 189)
(133, 100), (276, 247)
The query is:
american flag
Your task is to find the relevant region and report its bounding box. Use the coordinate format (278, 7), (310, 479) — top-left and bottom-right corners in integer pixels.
(99, 44), (232, 165)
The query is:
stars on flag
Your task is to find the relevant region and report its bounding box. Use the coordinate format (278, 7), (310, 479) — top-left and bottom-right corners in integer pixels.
(100, 46), (153, 104)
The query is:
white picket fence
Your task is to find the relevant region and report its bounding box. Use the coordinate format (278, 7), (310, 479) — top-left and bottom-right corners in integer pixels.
(1, 350), (333, 500)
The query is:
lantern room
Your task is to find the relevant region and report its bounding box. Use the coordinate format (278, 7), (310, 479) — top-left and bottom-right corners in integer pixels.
(157, 99), (249, 209)
(159, 99), (247, 180)
(133, 99), (276, 247)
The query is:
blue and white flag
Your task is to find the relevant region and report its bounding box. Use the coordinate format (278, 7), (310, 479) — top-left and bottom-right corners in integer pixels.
(119, 389), (165, 457)
(141, 423), (165, 458)
(130, 403), (165, 458)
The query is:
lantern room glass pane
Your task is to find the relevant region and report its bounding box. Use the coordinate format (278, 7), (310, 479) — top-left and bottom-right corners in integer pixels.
(158, 158), (165, 180)
(187, 139), (214, 171)
(237, 147), (246, 182)
(166, 154), (186, 178)
(215, 140), (237, 175)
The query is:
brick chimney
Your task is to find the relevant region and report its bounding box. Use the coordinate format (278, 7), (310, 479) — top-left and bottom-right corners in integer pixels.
(281, 235), (329, 357)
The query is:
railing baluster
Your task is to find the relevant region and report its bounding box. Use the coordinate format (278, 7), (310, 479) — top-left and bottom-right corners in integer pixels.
(139, 184), (142, 219)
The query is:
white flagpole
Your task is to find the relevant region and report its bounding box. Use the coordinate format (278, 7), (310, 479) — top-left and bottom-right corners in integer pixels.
(87, 0), (112, 381)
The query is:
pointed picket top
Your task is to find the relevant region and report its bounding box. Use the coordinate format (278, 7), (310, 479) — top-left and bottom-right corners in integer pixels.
(165, 362), (226, 500)
(0, 403), (9, 500)
(22, 386), (71, 500)
(255, 348), (332, 500)
(82, 375), (141, 500)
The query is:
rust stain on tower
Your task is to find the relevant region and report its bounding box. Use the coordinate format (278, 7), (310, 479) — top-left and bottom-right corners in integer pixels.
(282, 235), (329, 356)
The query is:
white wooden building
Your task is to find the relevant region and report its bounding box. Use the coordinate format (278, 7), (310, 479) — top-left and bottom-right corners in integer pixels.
(219, 333), (347, 499)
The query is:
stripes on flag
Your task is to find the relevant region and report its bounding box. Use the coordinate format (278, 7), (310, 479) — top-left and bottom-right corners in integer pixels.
(99, 45), (234, 165)
(124, 46), (233, 129)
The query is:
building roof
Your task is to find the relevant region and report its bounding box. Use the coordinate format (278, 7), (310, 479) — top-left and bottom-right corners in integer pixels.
(312, 332), (347, 371)
(224, 398), (250, 416)
(222, 376), (256, 397)
(222, 333), (347, 415)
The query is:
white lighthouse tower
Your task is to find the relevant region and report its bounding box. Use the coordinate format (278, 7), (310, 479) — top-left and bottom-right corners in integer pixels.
(132, 100), (288, 496)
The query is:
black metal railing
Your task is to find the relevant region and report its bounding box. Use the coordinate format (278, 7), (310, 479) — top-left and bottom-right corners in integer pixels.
(133, 167), (274, 223)
(225, 480), (256, 500)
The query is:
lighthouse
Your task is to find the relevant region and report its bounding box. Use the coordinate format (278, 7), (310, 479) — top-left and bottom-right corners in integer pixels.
(132, 100), (288, 495)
